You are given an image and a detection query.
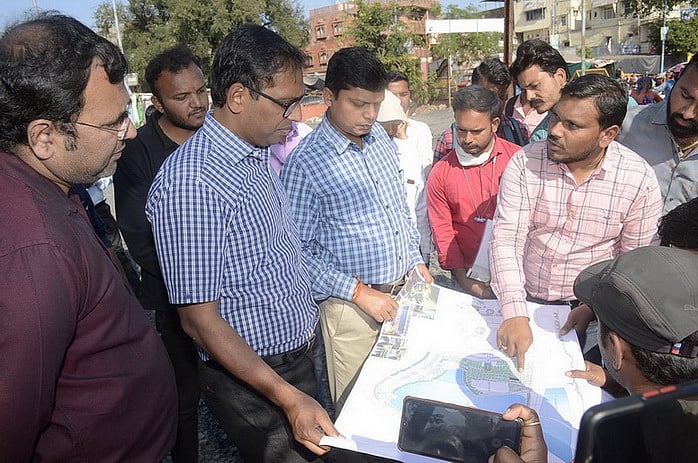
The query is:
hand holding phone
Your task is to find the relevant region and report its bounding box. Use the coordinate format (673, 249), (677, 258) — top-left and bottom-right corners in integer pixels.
(398, 396), (522, 463)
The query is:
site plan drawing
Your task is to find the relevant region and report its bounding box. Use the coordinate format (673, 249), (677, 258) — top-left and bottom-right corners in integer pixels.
(321, 274), (606, 462)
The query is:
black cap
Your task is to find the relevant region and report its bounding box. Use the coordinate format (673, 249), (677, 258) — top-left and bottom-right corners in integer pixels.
(573, 247), (698, 358)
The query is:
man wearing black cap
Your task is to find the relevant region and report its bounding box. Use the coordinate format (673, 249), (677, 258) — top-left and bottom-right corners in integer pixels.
(567, 246), (698, 395)
(493, 246), (698, 463)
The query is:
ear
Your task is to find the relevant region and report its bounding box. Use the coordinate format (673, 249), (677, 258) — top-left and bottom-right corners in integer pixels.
(226, 83), (246, 115)
(599, 125), (620, 148)
(150, 94), (164, 113)
(491, 116), (501, 133)
(322, 87), (335, 107)
(26, 119), (59, 161)
(607, 331), (626, 371)
(554, 67), (568, 87)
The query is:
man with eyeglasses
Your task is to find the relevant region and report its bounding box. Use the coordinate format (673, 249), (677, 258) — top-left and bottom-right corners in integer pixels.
(0, 14), (177, 461)
(281, 47), (433, 410)
(146, 25), (339, 462)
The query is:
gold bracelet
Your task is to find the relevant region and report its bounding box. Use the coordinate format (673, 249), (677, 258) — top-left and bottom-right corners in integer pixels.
(524, 421), (541, 427)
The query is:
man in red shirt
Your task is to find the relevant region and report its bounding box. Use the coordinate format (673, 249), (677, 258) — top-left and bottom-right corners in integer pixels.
(427, 85), (520, 298)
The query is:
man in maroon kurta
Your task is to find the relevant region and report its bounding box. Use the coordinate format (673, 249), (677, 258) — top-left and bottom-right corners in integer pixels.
(427, 85), (520, 298)
(0, 14), (176, 461)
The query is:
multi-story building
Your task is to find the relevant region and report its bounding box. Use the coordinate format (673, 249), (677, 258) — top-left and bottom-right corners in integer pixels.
(304, 0), (439, 75)
(514, 0), (683, 57)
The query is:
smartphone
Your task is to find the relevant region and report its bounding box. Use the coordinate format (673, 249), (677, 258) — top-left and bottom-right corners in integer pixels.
(398, 396), (522, 463)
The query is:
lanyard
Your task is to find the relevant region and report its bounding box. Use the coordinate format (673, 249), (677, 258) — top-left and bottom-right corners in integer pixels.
(461, 155), (497, 223)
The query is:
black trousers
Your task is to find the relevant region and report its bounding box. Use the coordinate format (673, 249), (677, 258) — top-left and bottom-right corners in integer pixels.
(200, 347), (320, 463)
(156, 310), (200, 463)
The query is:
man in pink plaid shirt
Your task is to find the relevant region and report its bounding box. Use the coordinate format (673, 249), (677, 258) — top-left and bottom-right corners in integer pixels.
(489, 75), (662, 371)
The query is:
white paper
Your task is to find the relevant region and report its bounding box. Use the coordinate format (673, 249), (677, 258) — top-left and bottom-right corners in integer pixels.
(466, 218), (493, 283)
(329, 273), (606, 463)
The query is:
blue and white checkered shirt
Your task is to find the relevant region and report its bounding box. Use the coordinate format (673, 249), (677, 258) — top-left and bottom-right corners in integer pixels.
(146, 113), (317, 359)
(281, 115), (423, 301)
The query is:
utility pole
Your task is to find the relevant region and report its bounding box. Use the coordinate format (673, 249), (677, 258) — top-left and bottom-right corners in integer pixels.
(32, 0), (39, 16)
(580, 0), (586, 76)
(111, 0), (123, 52)
(504, 0), (512, 66)
(503, 0), (514, 65)
(660, 0), (668, 73)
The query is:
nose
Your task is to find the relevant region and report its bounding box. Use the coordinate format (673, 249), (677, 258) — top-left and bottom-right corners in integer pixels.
(287, 102), (303, 122)
(124, 118), (137, 140)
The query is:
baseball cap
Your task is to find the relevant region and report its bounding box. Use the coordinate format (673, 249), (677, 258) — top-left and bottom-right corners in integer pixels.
(573, 246), (698, 358)
(377, 89), (406, 123)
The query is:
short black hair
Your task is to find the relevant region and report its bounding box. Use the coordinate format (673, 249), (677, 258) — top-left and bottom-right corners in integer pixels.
(209, 24), (307, 108)
(325, 47), (388, 96)
(510, 39), (570, 81)
(560, 74), (627, 129)
(471, 58), (511, 103)
(387, 70), (410, 85)
(451, 85), (501, 121)
(658, 198), (698, 249)
(145, 45), (202, 98)
(0, 13), (127, 151)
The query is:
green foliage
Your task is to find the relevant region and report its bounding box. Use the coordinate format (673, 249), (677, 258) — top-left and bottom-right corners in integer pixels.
(623, 0), (688, 17)
(649, 17), (698, 61)
(430, 32), (501, 69)
(576, 46), (594, 59)
(94, 0), (309, 91)
(441, 3), (481, 19)
(348, 0), (438, 103)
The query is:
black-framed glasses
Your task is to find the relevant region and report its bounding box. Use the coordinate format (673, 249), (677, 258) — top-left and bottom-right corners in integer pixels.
(73, 117), (132, 140)
(245, 86), (304, 119)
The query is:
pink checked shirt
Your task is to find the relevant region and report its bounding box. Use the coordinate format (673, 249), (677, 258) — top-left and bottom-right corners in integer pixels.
(489, 140), (662, 319)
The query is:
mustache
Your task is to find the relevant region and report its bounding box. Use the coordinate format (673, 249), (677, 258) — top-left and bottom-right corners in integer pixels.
(669, 113), (698, 130)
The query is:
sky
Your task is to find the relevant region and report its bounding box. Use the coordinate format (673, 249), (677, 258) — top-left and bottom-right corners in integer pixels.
(1, 0), (489, 31)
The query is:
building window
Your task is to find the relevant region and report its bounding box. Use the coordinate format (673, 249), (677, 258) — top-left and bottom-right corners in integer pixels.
(307, 55), (314, 67)
(559, 14), (567, 26)
(319, 52), (328, 64)
(622, 2), (633, 16)
(525, 8), (545, 21)
(316, 25), (326, 38)
(603, 6), (615, 19)
(332, 22), (343, 35)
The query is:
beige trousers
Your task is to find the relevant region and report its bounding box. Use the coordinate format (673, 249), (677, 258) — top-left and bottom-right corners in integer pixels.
(318, 296), (381, 409)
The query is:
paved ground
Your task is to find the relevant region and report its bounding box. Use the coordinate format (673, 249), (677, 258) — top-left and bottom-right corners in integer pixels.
(133, 105), (457, 462)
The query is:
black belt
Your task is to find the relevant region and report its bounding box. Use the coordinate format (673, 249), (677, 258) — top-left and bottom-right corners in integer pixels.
(527, 295), (581, 309)
(205, 336), (315, 371)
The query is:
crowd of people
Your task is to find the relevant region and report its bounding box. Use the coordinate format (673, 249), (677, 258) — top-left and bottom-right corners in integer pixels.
(1, 12), (697, 463)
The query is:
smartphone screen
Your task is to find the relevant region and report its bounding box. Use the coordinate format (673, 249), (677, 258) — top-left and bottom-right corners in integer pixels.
(398, 396), (522, 463)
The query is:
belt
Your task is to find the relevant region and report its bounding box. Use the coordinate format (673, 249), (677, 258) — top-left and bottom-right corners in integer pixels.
(527, 295), (581, 308)
(205, 336), (315, 371)
(366, 283), (404, 296)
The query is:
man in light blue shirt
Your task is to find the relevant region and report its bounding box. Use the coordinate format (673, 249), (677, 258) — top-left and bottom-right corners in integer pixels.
(282, 47), (433, 407)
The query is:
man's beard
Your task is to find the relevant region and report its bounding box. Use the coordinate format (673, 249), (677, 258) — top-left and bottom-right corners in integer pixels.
(667, 101), (698, 139)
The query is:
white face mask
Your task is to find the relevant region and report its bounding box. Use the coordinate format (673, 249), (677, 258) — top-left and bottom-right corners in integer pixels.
(453, 124), (492, 167)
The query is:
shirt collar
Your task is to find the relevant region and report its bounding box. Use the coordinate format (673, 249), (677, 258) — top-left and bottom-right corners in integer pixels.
(316, 112), (379, 155)
(200, 112), (266, 164)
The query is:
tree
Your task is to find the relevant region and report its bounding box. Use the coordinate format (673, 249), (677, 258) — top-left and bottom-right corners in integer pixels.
(348, 0), (436, 104)
(623, 0), (690, 17)
(430, 3), (501, 70)
(95, 0), (309, 91)
(649, 17), (698, 61)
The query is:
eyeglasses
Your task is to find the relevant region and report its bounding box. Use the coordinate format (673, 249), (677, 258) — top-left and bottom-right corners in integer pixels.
(73, 117), (132, 140)
(245, 86), (304, 119)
